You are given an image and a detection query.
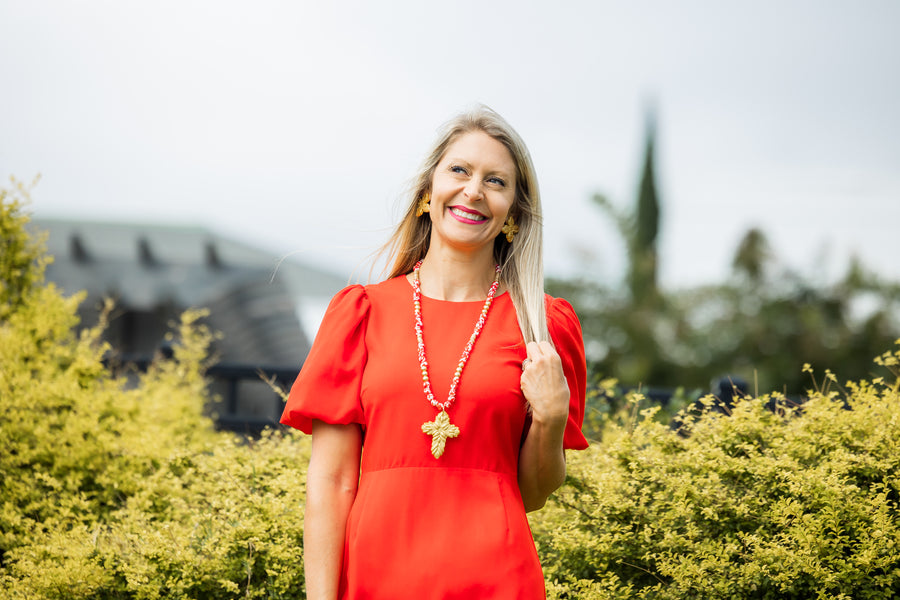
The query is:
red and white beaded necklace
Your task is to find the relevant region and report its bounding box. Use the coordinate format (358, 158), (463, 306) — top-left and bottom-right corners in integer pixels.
(413, 259), (502, 459)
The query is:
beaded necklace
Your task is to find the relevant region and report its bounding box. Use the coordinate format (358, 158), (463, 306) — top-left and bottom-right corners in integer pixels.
(413, 260), (502, 458)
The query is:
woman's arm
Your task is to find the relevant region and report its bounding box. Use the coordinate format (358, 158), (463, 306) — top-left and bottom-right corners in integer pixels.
(517, 340), (570, 512)
(304, 420), (362, 600)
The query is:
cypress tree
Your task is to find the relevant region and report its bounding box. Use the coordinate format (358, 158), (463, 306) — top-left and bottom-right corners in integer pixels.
(629, 111), (660, 303)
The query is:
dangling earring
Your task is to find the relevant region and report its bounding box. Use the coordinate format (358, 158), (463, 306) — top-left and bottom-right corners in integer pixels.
(416, 193), (431, 217)
(501, 215), (519, 242)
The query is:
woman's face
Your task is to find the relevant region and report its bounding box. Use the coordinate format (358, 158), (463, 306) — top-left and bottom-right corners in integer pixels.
(428, 130), (517, 256)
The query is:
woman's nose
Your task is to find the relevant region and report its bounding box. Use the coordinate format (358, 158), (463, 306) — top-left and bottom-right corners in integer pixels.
(464, 180), (484, 201)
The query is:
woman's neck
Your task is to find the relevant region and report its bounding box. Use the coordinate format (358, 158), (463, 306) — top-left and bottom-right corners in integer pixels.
(415, 251), (499, 302)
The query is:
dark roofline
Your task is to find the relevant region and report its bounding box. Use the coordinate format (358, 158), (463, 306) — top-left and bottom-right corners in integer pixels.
(30, 217), (350, 294)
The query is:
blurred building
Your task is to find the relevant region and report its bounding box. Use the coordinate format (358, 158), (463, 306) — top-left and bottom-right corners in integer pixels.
(32, 218), (348, 432)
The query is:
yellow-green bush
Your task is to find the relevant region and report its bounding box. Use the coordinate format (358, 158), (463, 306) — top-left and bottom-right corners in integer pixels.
(1, 186), (308, 598)
(4, 431), (309, 599)
(534, 358), (900, 599)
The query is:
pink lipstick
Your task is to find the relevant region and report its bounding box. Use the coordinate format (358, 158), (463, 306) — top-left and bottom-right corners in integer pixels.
(448, 206), (487, 224)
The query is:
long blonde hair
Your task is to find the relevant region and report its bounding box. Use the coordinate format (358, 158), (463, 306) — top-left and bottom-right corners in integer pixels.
(379, 105), (549, 344)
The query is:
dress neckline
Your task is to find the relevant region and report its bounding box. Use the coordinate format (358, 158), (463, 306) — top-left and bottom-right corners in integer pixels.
(400, 275), (509, 305)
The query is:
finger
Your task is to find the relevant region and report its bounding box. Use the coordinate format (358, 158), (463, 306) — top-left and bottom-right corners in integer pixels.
(525, 340), (543, 361)
(538, 340), (556, 356)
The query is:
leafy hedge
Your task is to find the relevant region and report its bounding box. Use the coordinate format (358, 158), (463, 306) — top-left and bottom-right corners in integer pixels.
(3, 183), (899, 598)
(535, 363), (900, 599)
(1, 184), (307, 598)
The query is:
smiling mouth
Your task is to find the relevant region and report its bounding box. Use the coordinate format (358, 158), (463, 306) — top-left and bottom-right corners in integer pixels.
(449, 207), (487, 223)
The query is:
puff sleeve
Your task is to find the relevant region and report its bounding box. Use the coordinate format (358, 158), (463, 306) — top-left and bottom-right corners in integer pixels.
(547, 296), (590, 450)
(279, 285), (369, 434)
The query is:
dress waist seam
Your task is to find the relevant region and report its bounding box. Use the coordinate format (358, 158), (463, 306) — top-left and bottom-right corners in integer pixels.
(360, 465), (516, 479)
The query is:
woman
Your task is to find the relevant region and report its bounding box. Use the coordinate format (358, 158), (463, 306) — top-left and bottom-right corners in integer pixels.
(281, 105), (588, 599)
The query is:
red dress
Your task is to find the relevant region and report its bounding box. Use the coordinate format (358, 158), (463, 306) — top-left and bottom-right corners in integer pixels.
(281, 275), (588, 599)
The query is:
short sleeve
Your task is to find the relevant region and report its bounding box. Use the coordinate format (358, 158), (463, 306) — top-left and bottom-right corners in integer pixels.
(279, 285), (369, 434)
(547, 296), (590, 450)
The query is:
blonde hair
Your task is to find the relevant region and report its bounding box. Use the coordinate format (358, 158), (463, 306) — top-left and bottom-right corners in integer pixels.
(379, 105), (549, 344)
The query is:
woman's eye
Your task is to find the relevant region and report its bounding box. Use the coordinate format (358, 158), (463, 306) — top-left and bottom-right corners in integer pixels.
(487, 176), (506, 187)
(450, 165), (468, 175)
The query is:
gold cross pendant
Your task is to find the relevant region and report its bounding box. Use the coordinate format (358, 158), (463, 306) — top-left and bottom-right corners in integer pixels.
(421, 410), (460, 459)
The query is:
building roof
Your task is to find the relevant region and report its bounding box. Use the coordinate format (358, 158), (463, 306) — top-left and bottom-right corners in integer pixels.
(33, 218), (348, 299)
(31, 218), (349, 368)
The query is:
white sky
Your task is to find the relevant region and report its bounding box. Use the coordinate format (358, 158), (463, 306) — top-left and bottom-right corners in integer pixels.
(2, 0), (899, 288)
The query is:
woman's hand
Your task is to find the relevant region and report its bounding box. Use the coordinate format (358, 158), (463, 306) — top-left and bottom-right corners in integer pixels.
(520, 341), (570, 428)
(517, 340), (569, 511)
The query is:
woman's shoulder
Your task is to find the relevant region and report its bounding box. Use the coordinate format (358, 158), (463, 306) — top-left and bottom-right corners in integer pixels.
(316, 284), (371, 334)
(362, 273), (411, 304)
(326, 274), (407, 304)
(543, 294), (580, 326)
(327, 283), (369, 309)
(320, 276), (409, 328)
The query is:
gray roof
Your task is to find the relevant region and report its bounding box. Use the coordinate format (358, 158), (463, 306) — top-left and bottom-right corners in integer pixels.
(31, 218), (349, 368)
(32, 218), (348, 301)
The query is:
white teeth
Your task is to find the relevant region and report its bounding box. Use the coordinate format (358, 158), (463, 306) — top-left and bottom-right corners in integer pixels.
(450, 207), (486, 221)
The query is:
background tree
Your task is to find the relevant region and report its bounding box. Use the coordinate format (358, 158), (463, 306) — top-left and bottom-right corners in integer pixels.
(630, 110), (660, 305)
(548, 121), (900, 397)
(731, 227), (771, 284)
(580, 111), (669, 386)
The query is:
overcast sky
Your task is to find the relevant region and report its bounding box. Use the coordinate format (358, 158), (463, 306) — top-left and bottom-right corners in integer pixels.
(2, 0), (899, 288)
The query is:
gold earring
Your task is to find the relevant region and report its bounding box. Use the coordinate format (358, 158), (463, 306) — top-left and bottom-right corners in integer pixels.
(416, 193), (431, 217)
(501, 216), (519, 242)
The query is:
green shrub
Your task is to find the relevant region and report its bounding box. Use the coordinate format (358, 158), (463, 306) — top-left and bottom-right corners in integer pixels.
(0, 177), (48, 320)
(4, 431), (309, 599)
(1, 185), (308, 598)
(532, 353), (900, 599)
